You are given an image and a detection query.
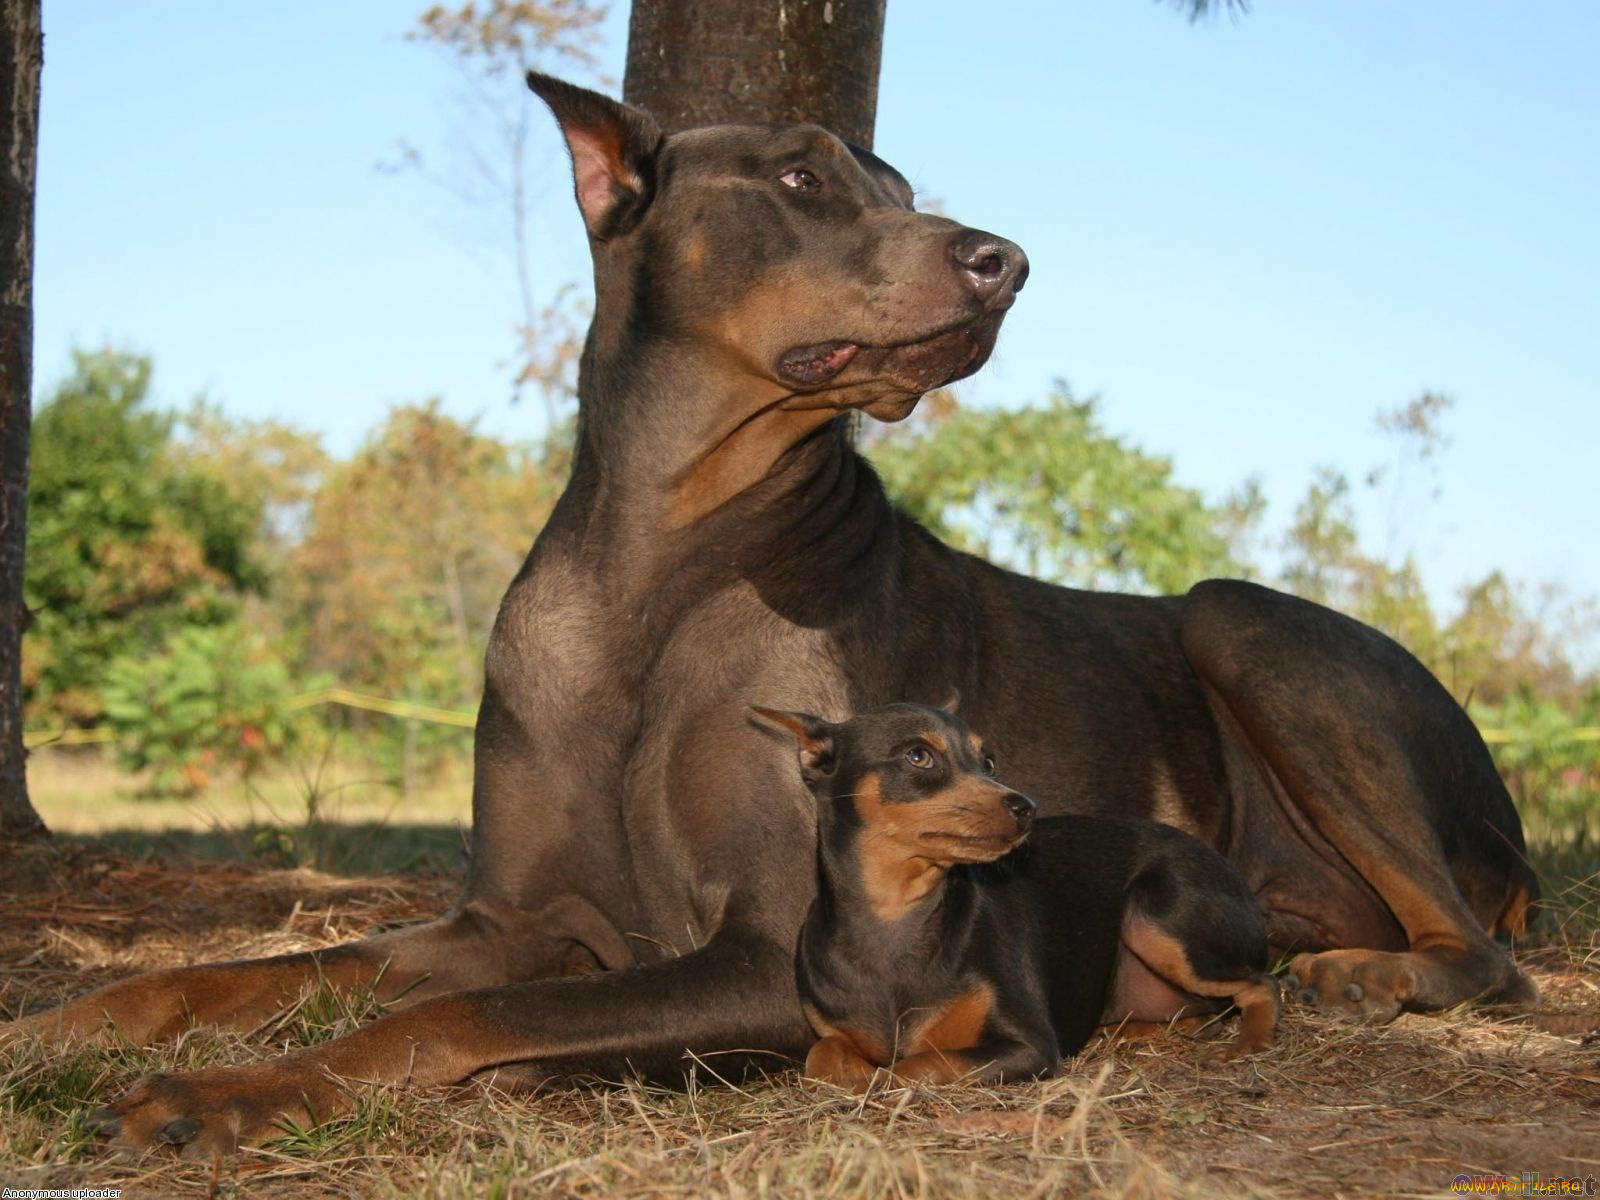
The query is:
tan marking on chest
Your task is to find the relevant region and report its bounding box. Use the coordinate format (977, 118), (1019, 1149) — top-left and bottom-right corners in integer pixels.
(852, 773), (944, 921)
(667, 398), (834, 528)
(908, 983), (994, 1054)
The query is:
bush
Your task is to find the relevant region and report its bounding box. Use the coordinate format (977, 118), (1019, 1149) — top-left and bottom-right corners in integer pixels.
(102, 624), (319, 796)
(1478, 690), (1600, 835)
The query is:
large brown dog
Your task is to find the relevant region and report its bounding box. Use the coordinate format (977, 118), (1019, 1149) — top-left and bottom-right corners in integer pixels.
(5, 75), (1536, 1156)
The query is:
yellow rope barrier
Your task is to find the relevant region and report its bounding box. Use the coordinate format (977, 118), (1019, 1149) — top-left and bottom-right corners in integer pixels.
(1478, 726), (1600, 745)
(23, 687), (477, 748)
(284, 687), (477, 728)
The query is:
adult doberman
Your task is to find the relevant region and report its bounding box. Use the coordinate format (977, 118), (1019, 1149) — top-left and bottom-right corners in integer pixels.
(5, 75), (1536, 1155)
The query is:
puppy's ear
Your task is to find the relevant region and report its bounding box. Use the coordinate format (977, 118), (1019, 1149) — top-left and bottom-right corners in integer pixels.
(936, 688), (961, 714)
(749, 706), (837, 781)
(527, 72), (662, 239)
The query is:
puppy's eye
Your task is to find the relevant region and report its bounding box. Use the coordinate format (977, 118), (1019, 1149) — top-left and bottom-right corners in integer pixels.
(779, 168), (822, 193)
(982, 755), (997, 776)
(905, 745), (934, 769)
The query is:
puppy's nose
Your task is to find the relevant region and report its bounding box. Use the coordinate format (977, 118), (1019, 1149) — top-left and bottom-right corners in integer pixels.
(950, 230), (1029, 308)
(1002, 791), (1036, 829)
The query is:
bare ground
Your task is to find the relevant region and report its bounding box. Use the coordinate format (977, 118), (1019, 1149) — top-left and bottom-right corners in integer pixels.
(2, 840), (1597, 1200)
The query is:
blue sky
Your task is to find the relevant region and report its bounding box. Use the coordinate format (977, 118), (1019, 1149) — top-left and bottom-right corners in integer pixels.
(33, 2), (1600, 653)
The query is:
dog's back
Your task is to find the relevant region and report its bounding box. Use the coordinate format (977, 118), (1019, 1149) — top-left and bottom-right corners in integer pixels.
(1015, 816), (1276, 1057)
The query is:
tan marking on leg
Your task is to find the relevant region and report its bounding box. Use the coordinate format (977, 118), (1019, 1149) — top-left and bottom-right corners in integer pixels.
(1123, 923), (1277, 1056)
(1493, 883), (1533, 938)
(887, 1047), (977, 1084)
(801, 1003), (890, 1066)
(804, 1035), (881, 1091)
(1224, 980), (1279, 1059)
(1195, 675), (1532, 1013)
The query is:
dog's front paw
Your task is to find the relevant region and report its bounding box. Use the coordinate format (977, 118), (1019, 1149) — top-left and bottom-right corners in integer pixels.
(88, 1059), (348, 1158)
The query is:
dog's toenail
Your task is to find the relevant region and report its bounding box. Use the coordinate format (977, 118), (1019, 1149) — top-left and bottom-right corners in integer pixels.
(1297, 987), (1319, 1006)
(158, 1117), (199, 1145)
(1345, 983), (1364, 1003)
(1283, 974), (1301, 992)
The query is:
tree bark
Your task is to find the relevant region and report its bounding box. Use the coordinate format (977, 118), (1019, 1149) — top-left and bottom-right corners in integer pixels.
(624, 0), (886, 148)
(0, 0), (47, 839)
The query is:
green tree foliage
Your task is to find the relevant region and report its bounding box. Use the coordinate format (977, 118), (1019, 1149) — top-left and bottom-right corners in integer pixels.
(102, 624), (313, 796)
(867, 386), (1251, 594)
(23, 351), (262, 726)
(171, 398), (330, 576)
(1478, 690), (1600, 835)
(288, 401), (559, 717)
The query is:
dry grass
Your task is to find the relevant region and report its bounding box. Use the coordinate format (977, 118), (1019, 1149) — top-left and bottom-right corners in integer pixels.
(3, 839), (1598, 1200)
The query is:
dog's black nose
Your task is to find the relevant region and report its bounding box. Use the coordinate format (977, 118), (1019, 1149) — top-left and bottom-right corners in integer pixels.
(951, 230), (1029, 306)
(1003, 791), (1036, 828)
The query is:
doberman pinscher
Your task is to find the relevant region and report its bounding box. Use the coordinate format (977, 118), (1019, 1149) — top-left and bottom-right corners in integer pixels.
(757, 702), (1277, 1090)
(3, 74), (1535, 1155)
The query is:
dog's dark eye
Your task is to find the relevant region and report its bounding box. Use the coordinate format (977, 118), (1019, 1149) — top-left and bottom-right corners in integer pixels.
(905, 745), (934, 769)
(779, 168), (822, 193)
(982, 754), (996, 776)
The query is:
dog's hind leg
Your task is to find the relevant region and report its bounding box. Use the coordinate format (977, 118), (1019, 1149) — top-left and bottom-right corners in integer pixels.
(1181, 579), (1538, 1019)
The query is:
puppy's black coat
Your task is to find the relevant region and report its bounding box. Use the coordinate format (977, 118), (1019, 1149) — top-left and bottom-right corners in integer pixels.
(756, 702), (1278, 1088)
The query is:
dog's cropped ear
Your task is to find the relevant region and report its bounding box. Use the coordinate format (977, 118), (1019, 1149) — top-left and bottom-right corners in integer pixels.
(936, 688), (961, 715)
(749, 706), (837, 781)
(527, 72), (663, 239)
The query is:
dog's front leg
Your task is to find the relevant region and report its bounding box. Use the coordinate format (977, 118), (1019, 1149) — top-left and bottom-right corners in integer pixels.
(89, 920), (808, 1157)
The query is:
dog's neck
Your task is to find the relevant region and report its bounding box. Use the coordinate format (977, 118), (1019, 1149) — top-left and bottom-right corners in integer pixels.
(553, 337), (901, 620)
(815, 808), (956, 933)
(580, 336), (853, 511)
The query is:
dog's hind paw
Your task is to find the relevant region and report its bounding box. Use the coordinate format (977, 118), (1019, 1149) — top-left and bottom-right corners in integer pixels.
(1284, 951), (1405, 1022)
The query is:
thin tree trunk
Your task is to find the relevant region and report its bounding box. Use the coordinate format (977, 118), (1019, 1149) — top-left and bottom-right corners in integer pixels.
(624, 0), (886, 148)
(0, 0), (46, 841)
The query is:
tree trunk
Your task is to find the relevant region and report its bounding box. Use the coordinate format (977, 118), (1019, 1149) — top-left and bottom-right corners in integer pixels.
(624, 0), (886, 148)
(0, 0), (47, 840)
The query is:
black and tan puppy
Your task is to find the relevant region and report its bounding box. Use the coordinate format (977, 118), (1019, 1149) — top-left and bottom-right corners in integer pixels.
(753, 702), (1279, 1090)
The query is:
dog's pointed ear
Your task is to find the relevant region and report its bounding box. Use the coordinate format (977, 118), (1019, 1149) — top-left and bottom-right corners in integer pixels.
(937, 688), (961, 715)
(527, 72), (662, 239)
(749, 706), (837, 780)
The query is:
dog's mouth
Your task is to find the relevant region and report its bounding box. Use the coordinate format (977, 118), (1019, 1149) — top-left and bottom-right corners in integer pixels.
(775, 312), (1004, 396)
(918, 827), (1027, 863)
(776, 341), (860, 386)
